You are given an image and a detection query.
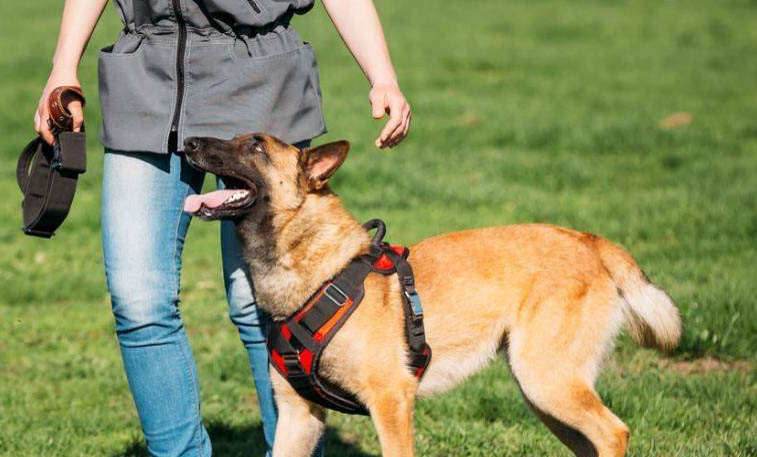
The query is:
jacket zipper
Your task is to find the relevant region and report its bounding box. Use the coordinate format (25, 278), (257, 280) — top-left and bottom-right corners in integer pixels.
(247, 0), (261, 14)
(168, 0), (188, 152)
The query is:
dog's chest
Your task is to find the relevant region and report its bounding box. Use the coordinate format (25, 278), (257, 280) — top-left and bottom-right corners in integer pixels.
(253, 269), (311, 318)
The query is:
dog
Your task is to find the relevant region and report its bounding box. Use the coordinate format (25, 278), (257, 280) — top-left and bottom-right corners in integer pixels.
(182, 134), (682, 457)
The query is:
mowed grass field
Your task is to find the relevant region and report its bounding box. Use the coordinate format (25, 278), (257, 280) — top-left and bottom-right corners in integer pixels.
(1, 0), (757, 456)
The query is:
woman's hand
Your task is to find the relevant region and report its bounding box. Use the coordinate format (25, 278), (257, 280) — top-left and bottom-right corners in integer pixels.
(322, 0), (412, 149)
(34, 69), (84, 145)
(370, 83), (411, 149)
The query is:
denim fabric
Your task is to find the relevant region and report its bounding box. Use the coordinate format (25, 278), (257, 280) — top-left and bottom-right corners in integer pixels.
(101, 143), (323, 457)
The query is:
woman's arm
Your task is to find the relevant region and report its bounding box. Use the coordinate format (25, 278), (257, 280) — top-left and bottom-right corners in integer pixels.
(34, 0), (108, 144)
(322, 0), (411, 149)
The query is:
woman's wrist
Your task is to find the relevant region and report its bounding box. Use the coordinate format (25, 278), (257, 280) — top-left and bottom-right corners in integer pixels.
(51, 54), (80, 74)
(370, 76), (399, 89)
(48, 64), (80, 84)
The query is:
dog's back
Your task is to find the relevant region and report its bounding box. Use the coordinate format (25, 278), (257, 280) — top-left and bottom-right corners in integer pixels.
(395, 223), (680, 457)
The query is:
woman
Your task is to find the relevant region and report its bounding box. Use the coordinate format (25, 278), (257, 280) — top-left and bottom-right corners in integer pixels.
(34, 1), (411, 456)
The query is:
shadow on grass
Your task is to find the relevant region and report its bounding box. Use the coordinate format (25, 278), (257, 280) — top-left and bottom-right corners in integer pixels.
(115, 422), (375, 457)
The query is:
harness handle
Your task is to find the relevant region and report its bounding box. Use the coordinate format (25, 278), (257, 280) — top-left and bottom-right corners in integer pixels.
(362, 219), (386, 245)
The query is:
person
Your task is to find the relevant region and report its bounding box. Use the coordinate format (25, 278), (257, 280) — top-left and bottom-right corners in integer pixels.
(34, 1), (411, 456)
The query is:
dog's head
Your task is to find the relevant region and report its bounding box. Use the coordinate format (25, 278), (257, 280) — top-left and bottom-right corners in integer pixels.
(182, 133), (349, 221)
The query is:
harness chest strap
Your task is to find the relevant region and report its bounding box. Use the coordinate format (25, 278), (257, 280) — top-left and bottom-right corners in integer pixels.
(268, 258), (374, 415)
(267, 222), (432, 415)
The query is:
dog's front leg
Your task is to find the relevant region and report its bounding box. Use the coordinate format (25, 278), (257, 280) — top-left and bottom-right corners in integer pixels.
(365, 379), (417, 457)
(271, 370), (327, 457)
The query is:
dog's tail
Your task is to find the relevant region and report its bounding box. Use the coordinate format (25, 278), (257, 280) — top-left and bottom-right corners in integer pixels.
(596, 237), (682, 352)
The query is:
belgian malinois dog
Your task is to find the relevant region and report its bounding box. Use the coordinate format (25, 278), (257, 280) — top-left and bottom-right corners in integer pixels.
(182, 134), (682, 457)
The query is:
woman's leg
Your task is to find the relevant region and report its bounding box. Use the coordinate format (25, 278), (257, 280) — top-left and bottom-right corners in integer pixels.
(102, 149), (210, 457)
(219, 140), (324, 457)
(220, 218), (278, 456)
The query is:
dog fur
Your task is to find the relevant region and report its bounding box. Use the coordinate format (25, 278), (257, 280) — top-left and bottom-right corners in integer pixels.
(183, 134), (682, 457)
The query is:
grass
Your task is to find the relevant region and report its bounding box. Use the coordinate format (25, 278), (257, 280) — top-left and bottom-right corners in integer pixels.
(1, 0), (756, 455)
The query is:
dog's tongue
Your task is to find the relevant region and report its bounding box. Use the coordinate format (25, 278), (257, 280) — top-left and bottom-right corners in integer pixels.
(184, 190), (245, 213)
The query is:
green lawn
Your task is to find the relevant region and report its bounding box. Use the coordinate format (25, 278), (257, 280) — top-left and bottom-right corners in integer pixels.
(1, 0), (756, 456)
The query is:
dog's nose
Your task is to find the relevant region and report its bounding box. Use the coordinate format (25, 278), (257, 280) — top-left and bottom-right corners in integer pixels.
(184, 137), (200, 153)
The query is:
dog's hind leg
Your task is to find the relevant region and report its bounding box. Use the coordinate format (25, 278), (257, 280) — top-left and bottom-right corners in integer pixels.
(363, 378), (418, 457)
(271, 371), (327, 457)
(506, 290), (630, 456)
(514, 375), (629, 457)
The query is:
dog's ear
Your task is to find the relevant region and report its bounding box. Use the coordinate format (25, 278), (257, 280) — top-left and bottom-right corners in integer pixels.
(300, 141), (350, 191)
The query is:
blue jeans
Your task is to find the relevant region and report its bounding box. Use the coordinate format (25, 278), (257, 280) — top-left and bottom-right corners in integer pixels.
(101, 145), (321, 457)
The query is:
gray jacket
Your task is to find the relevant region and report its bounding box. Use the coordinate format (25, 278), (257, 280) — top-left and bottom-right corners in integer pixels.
(98, 0), (326, 153)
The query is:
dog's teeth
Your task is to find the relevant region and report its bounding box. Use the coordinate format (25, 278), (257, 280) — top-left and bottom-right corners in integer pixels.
(223, 191), (248, 205)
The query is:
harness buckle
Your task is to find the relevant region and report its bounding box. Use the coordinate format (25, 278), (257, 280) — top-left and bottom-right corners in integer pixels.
(280, 352), (305, 376)
(404, 291), (424, 318)
(324, 282), (349, 307)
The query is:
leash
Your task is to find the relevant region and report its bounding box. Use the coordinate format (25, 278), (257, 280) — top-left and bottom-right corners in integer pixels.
(17, 86), (87, 238)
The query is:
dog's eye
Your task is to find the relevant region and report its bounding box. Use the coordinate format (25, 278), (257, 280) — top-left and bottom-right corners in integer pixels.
(246, 141), (265, 155)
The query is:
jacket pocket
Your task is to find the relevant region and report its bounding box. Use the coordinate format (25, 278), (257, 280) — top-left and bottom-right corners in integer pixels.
(182, 41), (326, 145)
(98, 41), (175, 152)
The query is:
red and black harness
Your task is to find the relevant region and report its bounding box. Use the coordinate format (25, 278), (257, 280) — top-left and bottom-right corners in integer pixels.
(267, 219), (432, 415)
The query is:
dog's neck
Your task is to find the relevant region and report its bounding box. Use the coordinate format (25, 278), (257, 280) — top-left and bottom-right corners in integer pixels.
(235, 191), (371, 320)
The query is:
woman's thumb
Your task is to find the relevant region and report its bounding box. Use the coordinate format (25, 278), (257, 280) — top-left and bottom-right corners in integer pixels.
(68, 100), (84, 132)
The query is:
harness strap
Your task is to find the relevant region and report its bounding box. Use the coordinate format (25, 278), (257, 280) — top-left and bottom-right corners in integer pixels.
(382, 248), (432, 378)
(299, 264), (368, 335)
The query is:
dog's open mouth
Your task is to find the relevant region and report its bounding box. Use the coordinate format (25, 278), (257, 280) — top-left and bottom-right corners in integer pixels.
(183, 175), (257, 219)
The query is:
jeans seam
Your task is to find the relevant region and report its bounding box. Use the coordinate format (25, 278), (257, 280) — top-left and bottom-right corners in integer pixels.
(172, 179), (205, 456)
(170, 179), (191, 304)
(177, 332), (204, 456)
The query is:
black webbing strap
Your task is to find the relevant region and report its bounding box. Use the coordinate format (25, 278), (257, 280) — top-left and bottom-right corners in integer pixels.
(18, 86), (87, 238)
(382, 248), (432, 377)
(299, 262), (370, 334)
(17, 132), (87, 238)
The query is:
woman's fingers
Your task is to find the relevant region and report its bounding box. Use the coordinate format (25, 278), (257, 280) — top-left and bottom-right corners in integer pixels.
(33, 91), (85, 144)
(402, 110), (412, 138)
(68, 100), (84, 132)
(38, 105), (56, 145)
(377, 95), (410, 147)
(370, 90), (386, 120)
(397, 105), (411, 143)
(384, 101), (412, 148)
(369, 84), (412, 148)
(377, 99), (404, 147)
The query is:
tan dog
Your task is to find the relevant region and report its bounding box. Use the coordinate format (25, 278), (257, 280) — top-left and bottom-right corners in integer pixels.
(182, 134), (682, 457)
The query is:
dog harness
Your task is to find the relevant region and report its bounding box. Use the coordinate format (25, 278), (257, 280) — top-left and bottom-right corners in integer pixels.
(267, 219), (432, 415)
